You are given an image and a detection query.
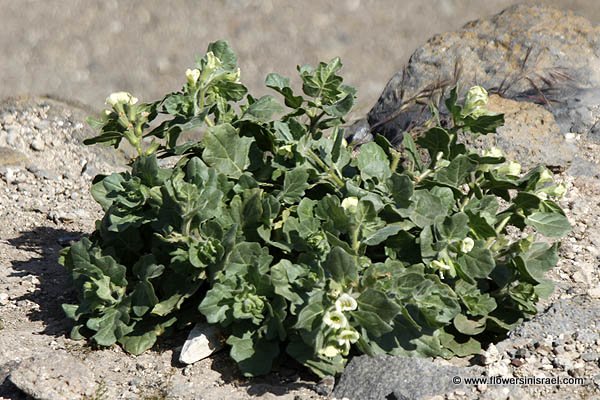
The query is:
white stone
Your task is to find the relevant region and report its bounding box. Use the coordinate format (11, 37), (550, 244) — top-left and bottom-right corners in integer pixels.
(0, 292), (9, 305)
(179, 322), (223, 365)
(588, 286), (600, 299)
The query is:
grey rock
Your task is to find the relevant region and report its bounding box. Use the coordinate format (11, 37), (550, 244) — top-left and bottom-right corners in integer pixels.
(179, 322), (223, 365)
(368, 5), (600, 166)
(313, 376), (335, 396)
(26, 165), (59, 181)
(333, 355), (482, 400)
(582, 352), (599, 362)
(8, 352), (96, 400)
(566, 157), (600, 177)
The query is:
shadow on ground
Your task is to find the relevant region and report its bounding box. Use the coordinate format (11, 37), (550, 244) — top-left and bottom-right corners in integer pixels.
(7, 226), (85, 337)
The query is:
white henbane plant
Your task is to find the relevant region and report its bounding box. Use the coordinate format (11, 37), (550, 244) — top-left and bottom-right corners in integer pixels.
(60, 41), (570, 377)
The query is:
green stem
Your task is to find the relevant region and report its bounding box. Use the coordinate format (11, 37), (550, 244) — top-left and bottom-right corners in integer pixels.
(485, 215), (511, 249)
(390, 151), (402, 173)
(351, 225), (360, 253)
(307, 149), (345, 188)
(415, 169), (432, 183)
(309, 111), (325, 134)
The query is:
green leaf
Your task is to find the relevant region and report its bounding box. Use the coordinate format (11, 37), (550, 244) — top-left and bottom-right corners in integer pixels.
(325, 246), (358, 284)
(271, 260), (305, 305)
(265, 73), (304, 109)
(356, 289), (401, 322)
(525, 212), (571, 238)
(409, 190), (447, 228)
(463, 113), (505, 135)
(514, 242), (559, 283)
(435, 155), (475, 188)
(279, 168), (310, 204)
(207, 40), (238, 70)
(416, 127), (451, 160)
(387, 174), (413, 209)
(202, 124), (253, 178)
(131, 281), (159, 317)
(119, 331), (158, 355)
(363, 225), (403, 246)
(227, 333), (280, 377)
(240, 95), (284, 123)
(453, 314), (486, 335)
(456, 243), (495, 281)
(294, 292), (325, 331)
(357, 142), (391, 181)
(436, 212), (469, 241)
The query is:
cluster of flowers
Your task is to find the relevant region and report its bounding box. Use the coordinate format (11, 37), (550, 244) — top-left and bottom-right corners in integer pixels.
(318, 293), (361, 358)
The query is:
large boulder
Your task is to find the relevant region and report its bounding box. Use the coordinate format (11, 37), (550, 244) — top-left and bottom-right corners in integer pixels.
(365, 4), (600, 169)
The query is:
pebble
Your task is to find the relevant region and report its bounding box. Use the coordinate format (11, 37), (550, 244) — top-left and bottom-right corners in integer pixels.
(30, 138), (45, 151)
(314, 376), (335, 396)
(588, 287), (600, 298)
(0, 292), (9, 305)
(582, 352), (600, 362)
(26, 165), (59, 180)
(179, 323), (224, 365)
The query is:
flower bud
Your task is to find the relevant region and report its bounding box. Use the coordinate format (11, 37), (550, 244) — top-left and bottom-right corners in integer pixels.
(431, 259), (452, 271)
(341, 197), (359, 213)
(276, 144), (294, 159)
(106, 91), (138, 107)
(318, 345), (340, 358)
(537, 191), (548, 200)
(459, 237), (475, 253)
(549, 183), (566, 198)
(186, 68), (200, 85)
(496, 161), (521, 176)
(482, 147), (503, 158)
(538, 169), (554, 184)
(462, 86), (489, 118)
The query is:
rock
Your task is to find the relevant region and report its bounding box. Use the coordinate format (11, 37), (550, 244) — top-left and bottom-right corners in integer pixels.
(0, 146), (27, 167)
(0, 293), (8, 305)
(588, 286), (600, 298)
(179, 322), (223, 365)
(333, 355), (482, 400)
(313, 376), (335, 396)
(471, 95), (578, 169)
(582, 352), (600, 362)
(367, 5), (600, 167)
(8, 352), (96, 400)
(30, 138), (45, 151)
(27, 165), (59, 181)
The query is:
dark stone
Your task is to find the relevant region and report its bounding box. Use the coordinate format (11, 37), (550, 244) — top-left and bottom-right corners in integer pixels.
(333, 355), (481, 400)
(365, 5), (600, 168)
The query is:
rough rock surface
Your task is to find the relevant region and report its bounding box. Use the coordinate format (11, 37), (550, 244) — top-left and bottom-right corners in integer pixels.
(334, 355), (481, 400)
(8, 352), (96, 400)
(368, 4), (600, 165)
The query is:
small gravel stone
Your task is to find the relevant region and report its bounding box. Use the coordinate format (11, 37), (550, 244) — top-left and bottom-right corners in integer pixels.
(0, 293), (9, 305)
(30, 138), (44, 151)
(582, 352), (600, 362)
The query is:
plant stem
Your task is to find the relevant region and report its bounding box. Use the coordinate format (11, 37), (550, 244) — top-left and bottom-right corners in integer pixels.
(307, 149), (345, 187)
(390, 151), (402, 172)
